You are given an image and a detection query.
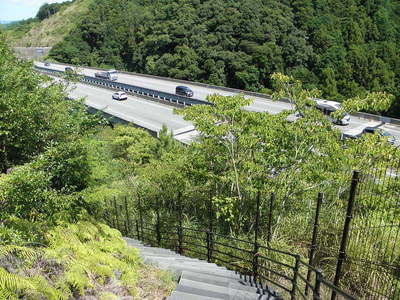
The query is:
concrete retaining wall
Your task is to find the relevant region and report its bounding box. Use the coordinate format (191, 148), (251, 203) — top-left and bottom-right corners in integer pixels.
(14, 47), (52, 59)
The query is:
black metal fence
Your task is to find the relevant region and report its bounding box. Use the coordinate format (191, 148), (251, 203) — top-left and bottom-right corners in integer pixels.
(104, 171), (395, 299)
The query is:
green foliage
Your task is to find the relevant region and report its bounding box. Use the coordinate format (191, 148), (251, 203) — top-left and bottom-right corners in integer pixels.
(33, 140), (90, 193)
(3, 18), (38, 44)
(110, 125), (159, 164)
(0, 222), (141, 299)
(48, 0), (400, 116)
(36, 1), (73, 21)
(0, 267), (35, 300)
(0, 139), (96, 224)
(0, 33), (100, 173)
(103, 73), (399, 296)
(0, 165), (54, 222)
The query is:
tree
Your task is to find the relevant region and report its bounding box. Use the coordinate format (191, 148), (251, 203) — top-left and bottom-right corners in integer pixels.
(174, 72), (396, 232)
(0, 33), (100, 173)
(36, 1), (73, 21)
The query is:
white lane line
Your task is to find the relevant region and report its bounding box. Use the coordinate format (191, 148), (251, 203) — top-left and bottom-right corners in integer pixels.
(40, 63), (381, 133)
(73, 83), (176, 112)
(70, 84), (189, 128)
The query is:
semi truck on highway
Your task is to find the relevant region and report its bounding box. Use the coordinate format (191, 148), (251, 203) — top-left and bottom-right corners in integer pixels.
(94, 69), (118, 81)
(314, 99), (350, 125)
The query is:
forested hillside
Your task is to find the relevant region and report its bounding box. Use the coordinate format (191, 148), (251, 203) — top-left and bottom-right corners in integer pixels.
(48, 0), (400, 116)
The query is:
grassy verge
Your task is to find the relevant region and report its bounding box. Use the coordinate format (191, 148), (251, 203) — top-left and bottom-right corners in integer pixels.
(6, 0), (92, 47)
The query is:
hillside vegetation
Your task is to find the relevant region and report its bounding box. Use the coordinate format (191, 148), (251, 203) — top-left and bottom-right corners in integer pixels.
(6, 0), (92, 47)
(88, 79), (398, 297)
(47, 0), (400, 117)
(0, 34), (175, 298)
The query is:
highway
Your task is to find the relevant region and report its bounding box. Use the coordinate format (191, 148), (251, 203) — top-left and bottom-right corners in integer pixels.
(68, 82), (193, 138)
(36, 61), (400, 143)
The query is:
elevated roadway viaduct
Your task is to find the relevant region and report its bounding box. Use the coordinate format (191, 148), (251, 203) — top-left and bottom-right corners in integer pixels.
(36, 61), (400, 144)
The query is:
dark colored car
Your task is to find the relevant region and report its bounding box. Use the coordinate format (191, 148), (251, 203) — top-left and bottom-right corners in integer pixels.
(44, 62), (50, 66)
(362, 127), (396, 144)
(65, 66), (74, 73)
(175, 86), (193, 97)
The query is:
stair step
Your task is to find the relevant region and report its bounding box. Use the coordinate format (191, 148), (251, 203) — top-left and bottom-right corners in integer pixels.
(136, 247), (176, 254)
(180, 271), (264, 294)
(162, 264), (241, 280)
(139, 251), (179, 256)
(144, 256), (221, 267)
(180, 270), (246, 285)
(177, 278), (276, 300)
(155, 262), (228, 274)
(125, 237), (282, 300)
(123, 237), (143, 246)
(166, 290), (224, 300)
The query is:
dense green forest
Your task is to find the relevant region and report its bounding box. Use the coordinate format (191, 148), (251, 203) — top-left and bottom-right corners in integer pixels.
(48, 0), (400, 117)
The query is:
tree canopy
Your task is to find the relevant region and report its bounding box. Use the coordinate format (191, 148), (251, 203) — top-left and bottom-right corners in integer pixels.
(36, 1), (74, 21)
(49, 0), (400, 117)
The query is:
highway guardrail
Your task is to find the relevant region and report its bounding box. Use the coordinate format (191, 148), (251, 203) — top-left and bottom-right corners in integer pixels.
(36, 63), (400, 125)
(34, 66), (212, 108)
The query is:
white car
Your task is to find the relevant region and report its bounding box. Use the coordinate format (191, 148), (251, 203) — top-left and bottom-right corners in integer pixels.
(112, 91), (128, 100)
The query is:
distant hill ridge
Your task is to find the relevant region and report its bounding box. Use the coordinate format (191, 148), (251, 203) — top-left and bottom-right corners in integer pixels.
(5, 0), (92, 47)
(6, 0), (400, 118)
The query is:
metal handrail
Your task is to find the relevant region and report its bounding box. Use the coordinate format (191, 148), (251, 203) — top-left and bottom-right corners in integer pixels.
(258, 273), (293, 293)
(211, 248), (254, 265)
(111, 196), (359, 300)
(212, 240), (254, 254)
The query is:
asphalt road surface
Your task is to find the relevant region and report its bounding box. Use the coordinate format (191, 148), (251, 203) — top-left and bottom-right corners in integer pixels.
(68, 82), (192, 133)
(38, 61), (400, 143)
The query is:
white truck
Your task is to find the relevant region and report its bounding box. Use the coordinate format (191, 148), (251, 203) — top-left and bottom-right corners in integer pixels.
(314, 99), (350, 125)
(94, 69), (118, 81)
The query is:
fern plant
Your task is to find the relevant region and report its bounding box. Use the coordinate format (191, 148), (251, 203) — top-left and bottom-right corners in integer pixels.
(0, 266), (34, 299)
(0, 221), (141, 299)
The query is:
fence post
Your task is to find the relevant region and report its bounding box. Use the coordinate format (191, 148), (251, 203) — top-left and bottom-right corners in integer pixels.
(138, 193), (144, 242)
(253, 190), (261, 284)
(119, 204), (124, 232)
(104, 197), (111, 226)
(109, 198), (115, 228)
(206, 231), (211, 262)
(113, 196), (120, 231)
(135, 219), (140, 240)
(331, 171), (360, 300)
(267, 193), (275, 245)
(124, 196), (131, 236)
(313, 269), (323, 300)
(291, 255), (300, 300)
(103, 197), (107, 224)
(177, 191), (183, 255)
(207, 190), (214, 262)
(156, 197), (161, 247)
(305, 192), (323, 296)
(125, 196), (132, 235)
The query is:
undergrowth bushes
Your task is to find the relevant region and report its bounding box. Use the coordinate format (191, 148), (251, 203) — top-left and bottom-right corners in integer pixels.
(0, 222), (140, 299)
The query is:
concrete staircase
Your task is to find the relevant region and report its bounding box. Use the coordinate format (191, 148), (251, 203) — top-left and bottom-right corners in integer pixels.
(124, 237), (282, 300)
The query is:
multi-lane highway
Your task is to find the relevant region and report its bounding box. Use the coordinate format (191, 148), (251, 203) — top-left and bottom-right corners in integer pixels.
(36, 61), (400, 143)
(67, 82), (193, 140)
